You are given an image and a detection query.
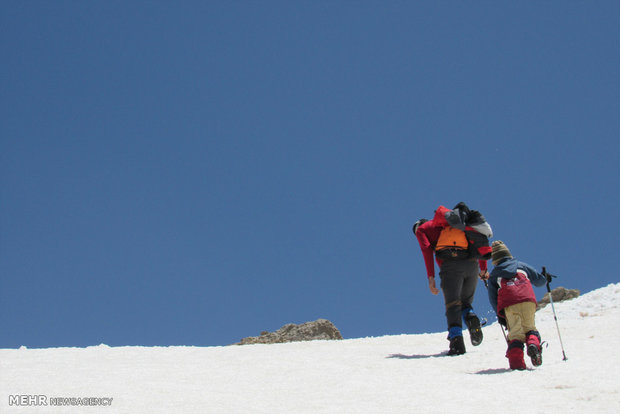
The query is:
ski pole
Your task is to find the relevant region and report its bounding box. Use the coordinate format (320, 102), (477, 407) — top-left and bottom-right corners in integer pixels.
(499, 320), (508, 343)
(483, 279), (508, 343)
(542, 267), (568, 361)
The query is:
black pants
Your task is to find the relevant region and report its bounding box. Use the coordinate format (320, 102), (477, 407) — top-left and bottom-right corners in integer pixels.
(439, 259), (479, 331)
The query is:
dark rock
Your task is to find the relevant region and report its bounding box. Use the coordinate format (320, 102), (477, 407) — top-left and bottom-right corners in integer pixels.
(236, 319), (343, 345)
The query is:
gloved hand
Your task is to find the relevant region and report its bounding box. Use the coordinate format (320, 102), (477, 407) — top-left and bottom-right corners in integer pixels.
(542, 266), (555, 284)
(498, 316), (507, 327)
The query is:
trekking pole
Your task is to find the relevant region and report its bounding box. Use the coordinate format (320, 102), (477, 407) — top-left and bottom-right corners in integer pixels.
(484, 279), (508, 343)
(542, 267), (568, 361)
(499, 320), (508, 343)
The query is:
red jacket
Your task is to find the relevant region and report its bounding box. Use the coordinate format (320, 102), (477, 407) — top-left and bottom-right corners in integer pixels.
(497, 270), (536, 312)
(488, 257), (547, 314)
(415, 206), (487, 278)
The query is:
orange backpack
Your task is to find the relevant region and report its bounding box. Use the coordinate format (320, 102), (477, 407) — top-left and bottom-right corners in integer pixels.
(435, 226), (470, 260)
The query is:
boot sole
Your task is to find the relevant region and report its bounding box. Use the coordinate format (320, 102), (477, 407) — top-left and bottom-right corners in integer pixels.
(466, 316), (483, 346)
(527, 344), (543, 366)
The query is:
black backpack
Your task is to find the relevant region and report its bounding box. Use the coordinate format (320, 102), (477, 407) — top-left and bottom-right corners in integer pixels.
(446, 202), (493, 260)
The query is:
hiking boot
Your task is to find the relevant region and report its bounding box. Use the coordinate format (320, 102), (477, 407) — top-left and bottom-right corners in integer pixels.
(448, 335), (466, 356)
(526, 331), (543, 367)
(527, 343), (543, 366)
(506, 340), (526, 370)
(464, 313), (483, 346)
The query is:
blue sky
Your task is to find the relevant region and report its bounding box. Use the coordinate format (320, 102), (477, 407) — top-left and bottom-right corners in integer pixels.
(1, 1), (618, 349)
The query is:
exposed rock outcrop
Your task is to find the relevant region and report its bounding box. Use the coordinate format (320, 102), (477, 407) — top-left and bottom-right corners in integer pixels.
(237, 319), (343, 345)
(537, 286), (580, 310)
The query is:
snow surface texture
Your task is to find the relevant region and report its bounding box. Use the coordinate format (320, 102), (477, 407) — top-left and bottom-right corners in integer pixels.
(2, 284), (620, 413)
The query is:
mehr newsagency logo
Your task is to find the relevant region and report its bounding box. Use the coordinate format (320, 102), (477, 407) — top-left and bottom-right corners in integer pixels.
(8, 394), (113, 407)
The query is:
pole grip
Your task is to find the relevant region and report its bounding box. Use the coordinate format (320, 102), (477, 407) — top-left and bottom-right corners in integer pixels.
(543, 266), (553, 292)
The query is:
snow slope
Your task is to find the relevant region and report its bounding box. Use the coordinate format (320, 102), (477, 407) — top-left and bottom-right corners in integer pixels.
(2, 283), (620, 414)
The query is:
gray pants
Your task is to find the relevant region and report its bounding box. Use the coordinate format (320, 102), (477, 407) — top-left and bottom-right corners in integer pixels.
(439, 259), (479, 330)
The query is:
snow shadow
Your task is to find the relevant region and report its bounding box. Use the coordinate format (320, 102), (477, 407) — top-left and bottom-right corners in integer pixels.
(473, 367), (513, 375)
(386, 352), (448, 360)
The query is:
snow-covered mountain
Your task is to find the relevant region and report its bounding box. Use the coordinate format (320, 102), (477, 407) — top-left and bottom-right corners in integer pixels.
(2, 283), (619, 413)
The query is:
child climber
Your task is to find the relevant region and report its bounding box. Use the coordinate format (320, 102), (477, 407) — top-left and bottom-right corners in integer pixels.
(484, 241), (547, 370)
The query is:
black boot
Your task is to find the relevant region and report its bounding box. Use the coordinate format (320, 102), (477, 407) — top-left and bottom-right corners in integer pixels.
(448, 335), (466, 355)
(465, 313), (483, 346)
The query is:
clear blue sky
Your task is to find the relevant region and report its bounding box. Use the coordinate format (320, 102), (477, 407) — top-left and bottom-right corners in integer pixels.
(1, 1), (618, 349)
